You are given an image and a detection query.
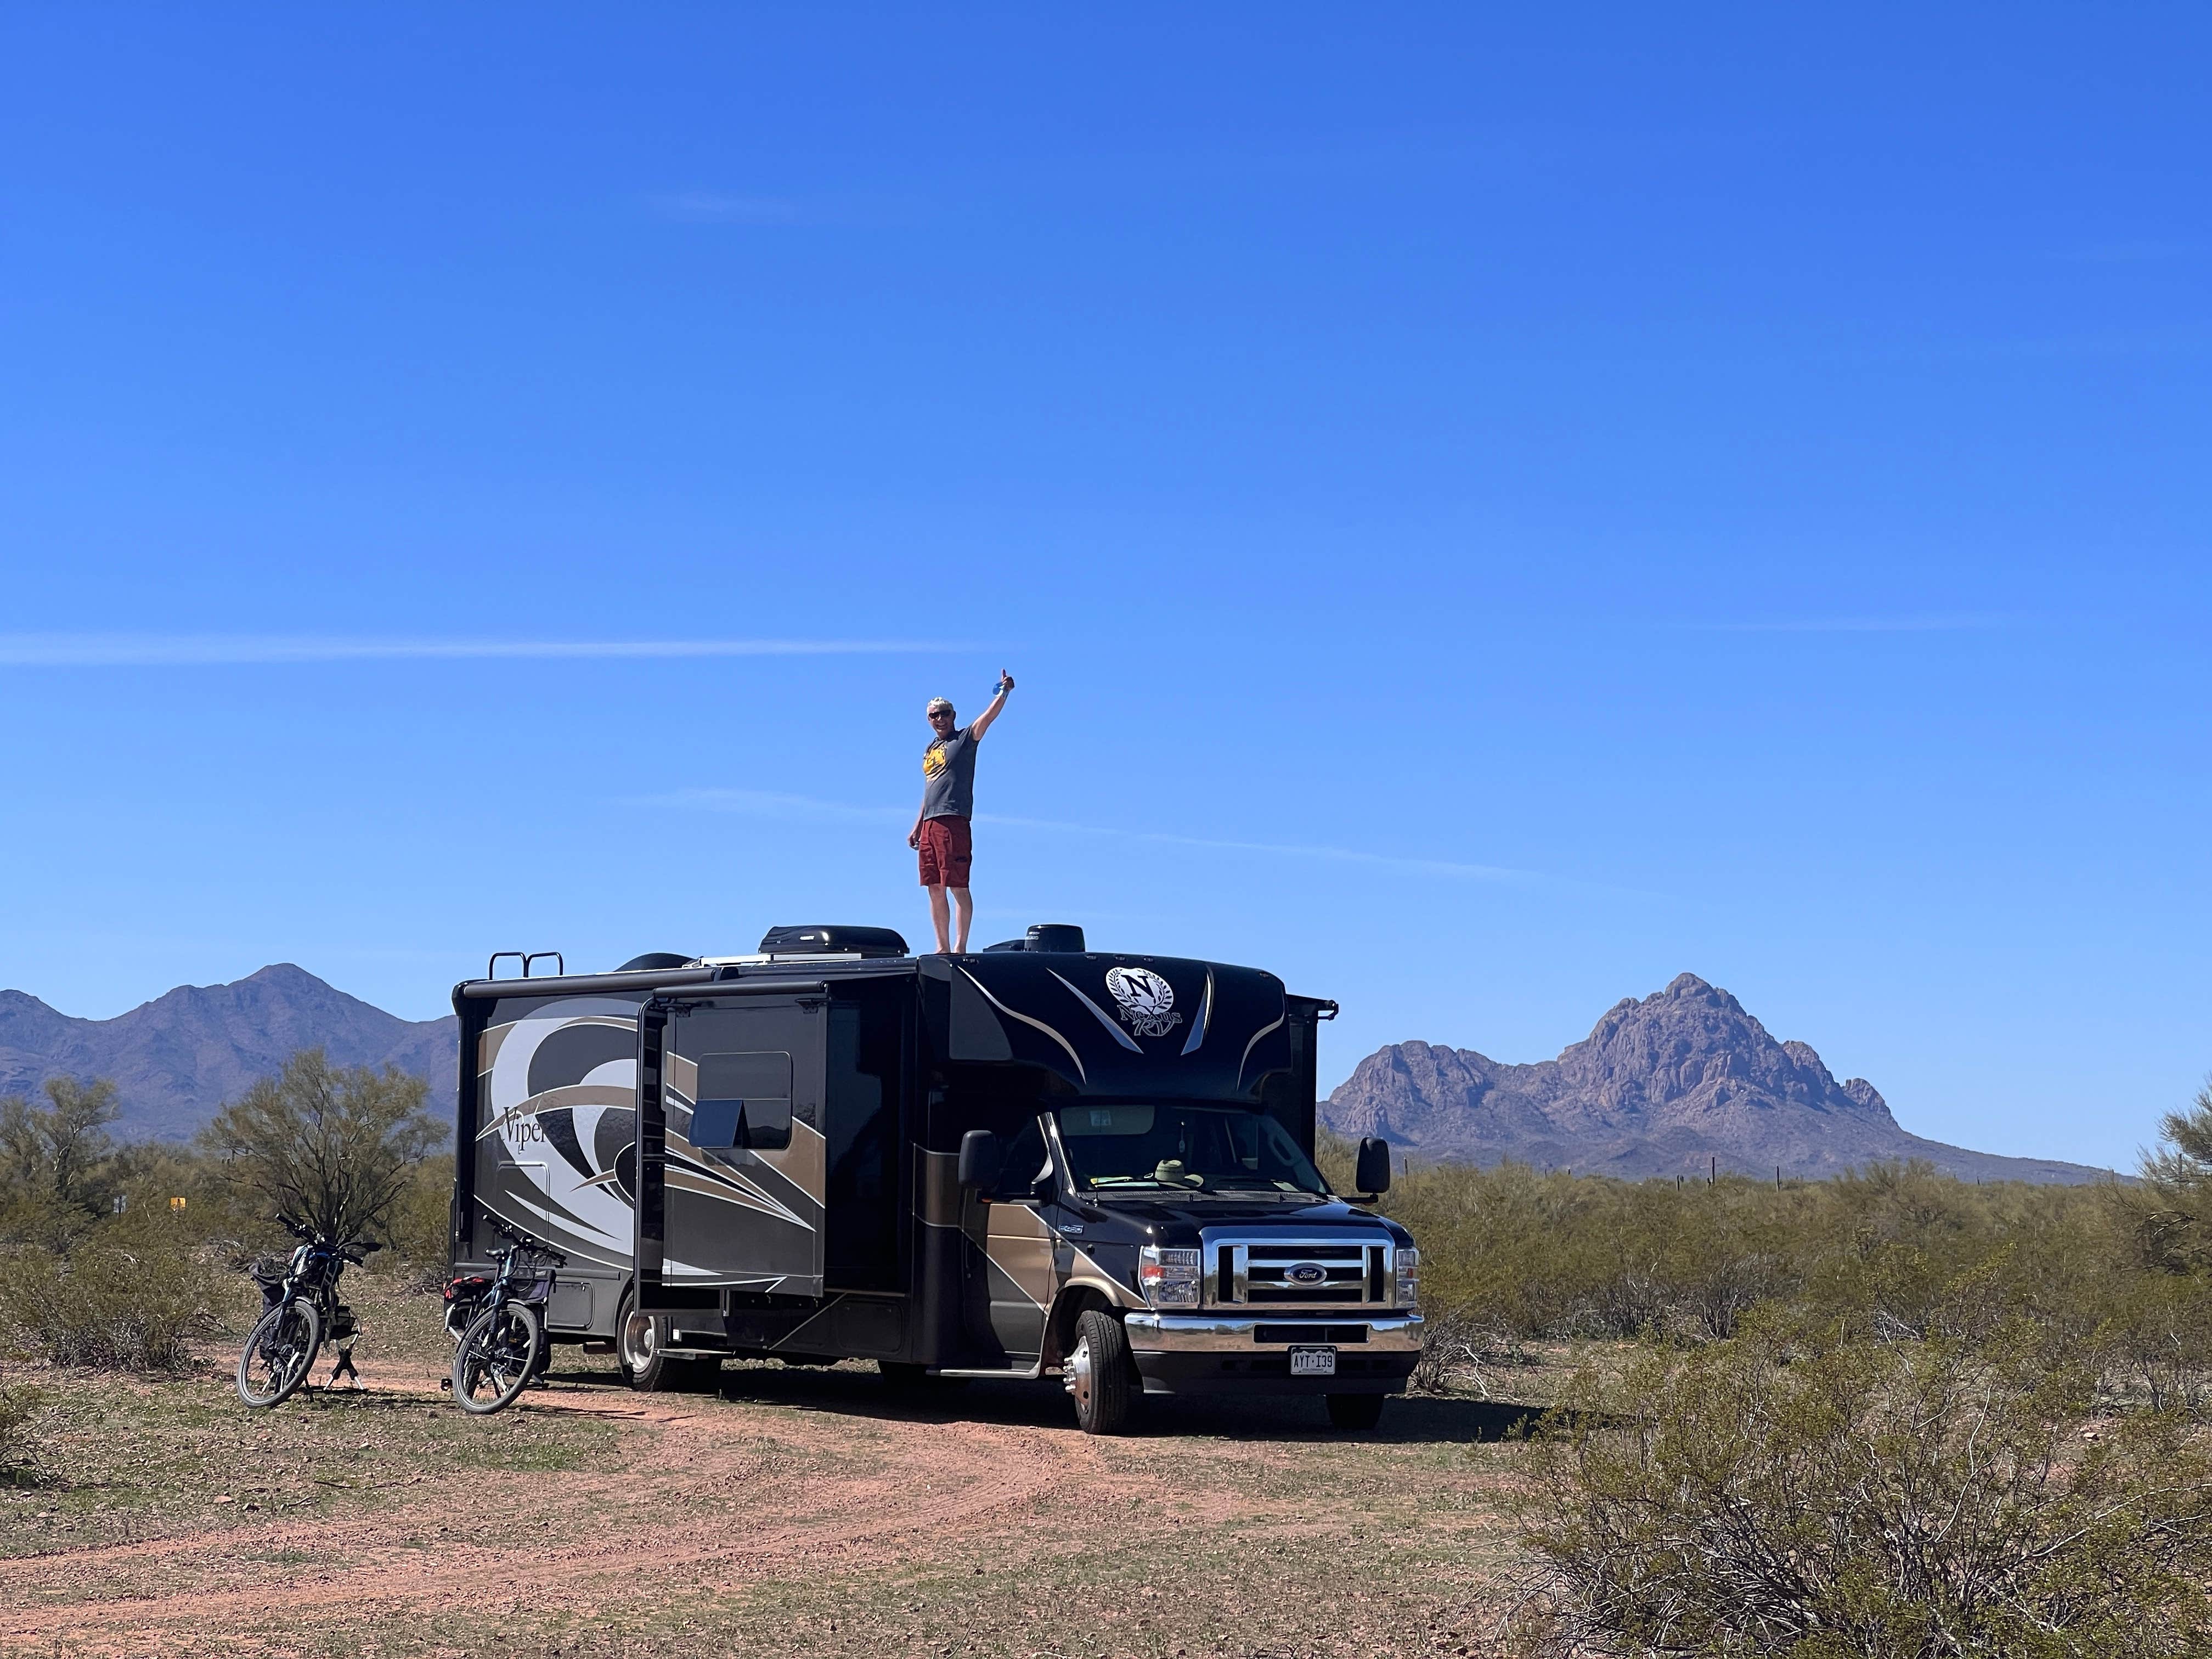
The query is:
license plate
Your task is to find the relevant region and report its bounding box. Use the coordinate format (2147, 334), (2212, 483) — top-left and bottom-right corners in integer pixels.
(1289, 1346), (1337, 1377)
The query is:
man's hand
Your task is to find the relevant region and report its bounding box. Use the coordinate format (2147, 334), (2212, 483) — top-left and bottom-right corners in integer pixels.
(972, 670), (1015, 739)
(908, 820), (923, 849)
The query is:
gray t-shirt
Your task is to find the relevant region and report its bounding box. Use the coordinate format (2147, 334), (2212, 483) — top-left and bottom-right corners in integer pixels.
(921, 725), (980, 820)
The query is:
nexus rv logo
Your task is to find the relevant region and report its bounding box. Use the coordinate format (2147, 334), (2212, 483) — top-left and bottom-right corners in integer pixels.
(1105, 967), (1181, 1037)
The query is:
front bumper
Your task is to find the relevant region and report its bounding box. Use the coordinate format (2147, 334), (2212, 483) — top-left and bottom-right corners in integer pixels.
(1123, 1311), (1423, 1396)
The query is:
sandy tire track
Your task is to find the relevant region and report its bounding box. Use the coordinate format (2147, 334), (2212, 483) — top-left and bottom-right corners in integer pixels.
(0, 1373), (1142, 1651)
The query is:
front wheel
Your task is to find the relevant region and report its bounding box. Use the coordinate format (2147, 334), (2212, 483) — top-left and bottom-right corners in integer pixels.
(1325, 1392), (1386, 1431)
(1065, 1308), (1138, 1435)
(238, 1301), (322, 1408)
(453, 1304), (542, 1415)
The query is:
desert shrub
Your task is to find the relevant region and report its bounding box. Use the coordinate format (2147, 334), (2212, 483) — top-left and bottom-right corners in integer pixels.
(2090, 1269), (2212, 1417)
(0, 1235), (225, 1369)
(1339, 1142), (2174, 1347)
(0, 1383), (41, 1478)
(1520, 1321), (2212, 1658)
(385, 1152), (455, 1279)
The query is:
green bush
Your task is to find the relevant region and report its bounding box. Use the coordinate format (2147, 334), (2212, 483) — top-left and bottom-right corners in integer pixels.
(1520, 1320), (2212, 1658)
(0, 1234), (226, 1370)
(0, 1383), (41, 1478)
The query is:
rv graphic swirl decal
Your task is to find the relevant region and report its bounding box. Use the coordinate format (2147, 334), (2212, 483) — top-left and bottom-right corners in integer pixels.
(1105, 967), (1183, 1038)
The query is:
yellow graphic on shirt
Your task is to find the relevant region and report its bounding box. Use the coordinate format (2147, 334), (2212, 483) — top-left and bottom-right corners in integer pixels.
(923, 742), (947, 778)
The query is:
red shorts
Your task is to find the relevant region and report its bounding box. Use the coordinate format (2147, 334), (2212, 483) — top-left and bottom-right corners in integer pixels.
(917, 816), (973, 888)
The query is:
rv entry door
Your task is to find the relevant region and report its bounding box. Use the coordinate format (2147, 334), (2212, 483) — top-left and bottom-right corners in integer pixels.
(633, 985), (829, 1313)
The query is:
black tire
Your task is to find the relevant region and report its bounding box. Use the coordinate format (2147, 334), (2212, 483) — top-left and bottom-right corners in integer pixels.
(1325, 1392), (1386, 1431)
(238, 1301), (322, 1408)
(1066, 1308), (1138, 1435)
(453, 1303), (542, 1415)
(617, 1292), (720, 1393)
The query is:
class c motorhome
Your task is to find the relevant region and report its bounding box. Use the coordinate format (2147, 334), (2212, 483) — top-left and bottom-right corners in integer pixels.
(449, 924), (1420, 1433)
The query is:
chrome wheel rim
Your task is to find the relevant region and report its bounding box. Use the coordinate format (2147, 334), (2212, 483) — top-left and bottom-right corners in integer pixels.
(1065, 1332), (1094, 1415)
(620, 1308), (656, 1372)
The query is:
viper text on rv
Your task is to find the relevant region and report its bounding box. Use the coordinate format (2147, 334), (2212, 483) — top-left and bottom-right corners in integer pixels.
(457, 922), (1418, 1434)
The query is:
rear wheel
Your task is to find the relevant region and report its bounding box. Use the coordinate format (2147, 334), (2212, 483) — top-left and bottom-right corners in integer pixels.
(1325, 1392), (1386, 1431)
(238, 1302), (321, 1408)
(1065, 1309), (1137, 1435)
(617, 1293), (720, 1393)
(454, 1304), (541, 1414)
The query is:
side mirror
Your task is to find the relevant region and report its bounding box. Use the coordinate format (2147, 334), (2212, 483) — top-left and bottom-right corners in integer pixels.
(1355, 1137), (1393, 1198)
(958, 1130), (1003, 1191)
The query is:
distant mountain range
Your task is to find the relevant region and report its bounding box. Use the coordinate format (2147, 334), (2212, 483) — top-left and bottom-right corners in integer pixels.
(0, 963), (2116, 1184)
(1322, 973), (2115, 1186)
(0, 964), (458, 1142)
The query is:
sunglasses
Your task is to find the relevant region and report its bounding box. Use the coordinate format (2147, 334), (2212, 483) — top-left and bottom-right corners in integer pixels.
(929, 709), (953, 718)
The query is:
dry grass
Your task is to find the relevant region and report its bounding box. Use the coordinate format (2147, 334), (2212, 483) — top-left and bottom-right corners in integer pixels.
(0, 1275), (1559, 1658)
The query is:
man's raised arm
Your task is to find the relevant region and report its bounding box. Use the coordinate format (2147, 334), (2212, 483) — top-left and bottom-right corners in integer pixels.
(969, 670), (1015, 738)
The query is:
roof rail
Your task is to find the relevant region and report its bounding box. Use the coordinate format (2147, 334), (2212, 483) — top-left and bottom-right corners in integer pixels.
(487, 951), (566, 980)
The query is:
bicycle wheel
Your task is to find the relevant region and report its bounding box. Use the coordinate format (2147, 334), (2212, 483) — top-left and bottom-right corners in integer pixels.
(238, 1301), (323, 1408)
(453, 1302), (541, 1415)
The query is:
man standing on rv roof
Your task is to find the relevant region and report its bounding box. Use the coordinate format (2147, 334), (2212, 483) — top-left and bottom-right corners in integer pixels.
(909, 672), (1014, 954)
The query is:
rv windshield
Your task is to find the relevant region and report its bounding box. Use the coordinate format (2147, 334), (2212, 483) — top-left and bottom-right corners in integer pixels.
(1054, 1104), (1329, 1197)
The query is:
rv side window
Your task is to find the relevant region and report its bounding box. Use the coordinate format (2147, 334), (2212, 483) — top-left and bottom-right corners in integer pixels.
(692, 1051), (794, 1152)
(991, 1116), (1049, 1203)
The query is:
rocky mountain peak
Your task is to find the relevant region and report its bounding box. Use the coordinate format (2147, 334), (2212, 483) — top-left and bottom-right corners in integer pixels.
(1323, 973), (2109, 1185)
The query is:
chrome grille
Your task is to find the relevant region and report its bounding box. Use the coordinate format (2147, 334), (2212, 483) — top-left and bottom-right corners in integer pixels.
(1201, 1230), (1401, 1311)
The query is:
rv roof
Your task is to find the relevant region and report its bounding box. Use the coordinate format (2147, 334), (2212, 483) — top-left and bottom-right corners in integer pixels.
(700, 951), (909, 966)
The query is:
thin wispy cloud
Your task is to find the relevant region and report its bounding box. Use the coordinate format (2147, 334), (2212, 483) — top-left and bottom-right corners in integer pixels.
(644, 788), (1544, 886)
(0, 635), (959, 668)
(646, 789), (909, 826)
(650, 192), (805, 225)
(1685, 614), (2025, 635)
(646, 190), (922, 229)
(975, 810), (1530, 883)
(2053, 239), (2203, 265)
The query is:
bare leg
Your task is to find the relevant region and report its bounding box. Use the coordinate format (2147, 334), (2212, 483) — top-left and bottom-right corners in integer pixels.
(927, 884), (952, 953)
(951, 887), (974, 953)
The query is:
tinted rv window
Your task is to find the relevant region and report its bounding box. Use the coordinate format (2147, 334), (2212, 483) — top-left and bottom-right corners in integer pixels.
(825, 995), (904, 1291)
(1056, 1104), (1327, 1196)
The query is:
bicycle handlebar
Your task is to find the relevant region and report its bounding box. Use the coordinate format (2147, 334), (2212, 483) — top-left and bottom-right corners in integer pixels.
(489, 1216), (564, 1261)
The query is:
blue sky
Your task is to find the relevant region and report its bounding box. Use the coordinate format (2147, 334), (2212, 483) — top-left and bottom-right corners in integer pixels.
(1, 8), (2205, 1170)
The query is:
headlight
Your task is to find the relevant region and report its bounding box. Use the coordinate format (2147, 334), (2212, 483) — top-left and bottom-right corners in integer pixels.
(1393, 1246), (1420, 1308)
(1138, 1246), (1202, 1309)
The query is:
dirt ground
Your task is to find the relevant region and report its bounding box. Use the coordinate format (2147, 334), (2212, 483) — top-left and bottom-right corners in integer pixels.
(0, 1283), (1549, 1658)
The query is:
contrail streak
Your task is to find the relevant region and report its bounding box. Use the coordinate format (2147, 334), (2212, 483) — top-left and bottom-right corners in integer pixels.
(0, 635), (959, 667)
(646, 789), (1540, 884)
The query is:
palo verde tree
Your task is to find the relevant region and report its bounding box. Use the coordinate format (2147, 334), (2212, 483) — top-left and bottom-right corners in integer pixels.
(0, 1077), (122, 1246)
(2121, 1074), (2212, 1277)
(197, 1049), (440, 1246)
